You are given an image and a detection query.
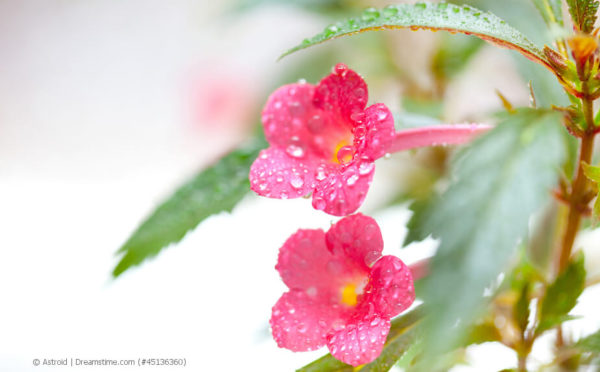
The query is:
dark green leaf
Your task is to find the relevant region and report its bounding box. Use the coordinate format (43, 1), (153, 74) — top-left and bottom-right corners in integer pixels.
(297, 307), (423, 372)
(466, 322), (502, 345)
(113, 136), (266, 277)
(404, 198), (433, 246)
(417, 108), (566, 355)
(281, 2), (551, 72)
(536, 252), (586, 335)
(515, 283), (531, 333)
(532, 0), (564, 27)
(577, 329), (600, 352)
(566, 0), (599, 33)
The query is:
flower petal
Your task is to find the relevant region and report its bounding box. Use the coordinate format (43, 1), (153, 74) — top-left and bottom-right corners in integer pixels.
(325, 214), (383, 270)
(262, 83), (317, 150)
(357, 104), (396, 160)
(271, 291), (343, 352)
(327, 314), (390, 366)
(362, 256), (415, 319)
(276, 229), (362, 295)
(311, 160), (375, 216)
(249, 147), (317, 199)
(313, 63), (368, 124)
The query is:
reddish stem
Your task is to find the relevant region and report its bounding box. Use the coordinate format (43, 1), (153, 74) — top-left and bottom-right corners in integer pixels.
(388, 124), (492, 153)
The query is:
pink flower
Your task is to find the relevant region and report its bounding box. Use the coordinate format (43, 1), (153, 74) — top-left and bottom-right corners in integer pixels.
(270, 214), (415, 366)
(249, 63), (492, 216)
(250, 63), (396, 216)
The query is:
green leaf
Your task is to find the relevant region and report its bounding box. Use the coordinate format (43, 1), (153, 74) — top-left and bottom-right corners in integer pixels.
(281, 2), (551, 72)
(417, 108), (566, 355)
(566, 0), (599, 33)
(577, 329), (600, 352)
(536, 252), (586, 335)
(112, 136), (267, 277)
(515, 283), (531, 333)
(432, 34), (484, 82)
(583, 162), (600, 182)
(532, 0), (564, 27)
(297, 307), (423, 372)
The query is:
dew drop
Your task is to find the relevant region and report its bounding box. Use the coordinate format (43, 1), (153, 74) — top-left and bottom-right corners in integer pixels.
(382, 5), (398, 18)
(437, 2), (448, 9)
(315, 167), (327, 181)
(348, 19), (359, 29)
(290, 176), (304, 189)
(288, 308), (296, 314)
(350, 111), (365, 123)
(361, 7), (379, 22)
(384, 153), (391, 159)
(415, 2), (427, 9)
(259, 183), (267, 191)
(274, 101), (282, 109)
(281, 191), (288, 199)
(353, 125), (367, 138)
(358, 162), (374, 175)
(307, 114), (323, 133)
(298, 78), (307, 84)
(337, 146), (354, 164)
(453, 7), (460, 13)
(334, 63), (347, 75)
(347, 174), (359, 186)
(377, 110), (388, 121)
(286, 144), (305, 158)
(276, 176), (283, 183)
(324, 24), (339, 37)
(314, 196), (326, 210)
(370, 318), (380, 326)
(302, 38), (310, 45)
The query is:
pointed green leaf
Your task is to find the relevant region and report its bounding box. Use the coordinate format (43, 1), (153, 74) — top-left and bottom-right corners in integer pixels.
(113, 136), (266, 277)
(297, 307), (423, 372)
(417, 108), (566, 355)
(577, 329), (600, 352)
(583, 162), (600, 182)
(536, 252), (586, 335)
(566, 0), (599, 33)
(281, 2), (551, 72)
(532, 0), (564, 27)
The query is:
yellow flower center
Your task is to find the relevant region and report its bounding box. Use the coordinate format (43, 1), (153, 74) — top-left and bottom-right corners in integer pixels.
(341, 284), (358, 307)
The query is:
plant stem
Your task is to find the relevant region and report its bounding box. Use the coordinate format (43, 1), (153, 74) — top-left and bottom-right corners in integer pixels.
(518, 353), (528, 372)
(555, 86), (596, 357)
(557, 110), (596, 274)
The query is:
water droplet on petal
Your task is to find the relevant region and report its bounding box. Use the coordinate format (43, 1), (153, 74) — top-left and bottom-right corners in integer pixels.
(281, 191), (288, 199)
(353, 125), (367, 138)
(298, 78), (307, 84)
(315, 167), (327, 181)
(290, 176), (304, 189)
(337, 146), (354, 164)
(307, 114), (323, 133)
(358, 162), (374, 175)
(347, 174), (359, 186)
(384, 153), (391, 159)
(313, 196), (326, 210)
(377, 111), (388, 121)
(350, 111), (365, 123)
(370, 318), (380, 326)
(286, 145), (305, 158)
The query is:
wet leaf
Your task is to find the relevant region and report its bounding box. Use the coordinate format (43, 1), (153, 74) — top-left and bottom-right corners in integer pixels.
(416, 109), (566, 356)
(536, 252), (586, 335)
(566, 0), (599, 33)
(281, 2), (551, 72)
(113, 136), (266, 277)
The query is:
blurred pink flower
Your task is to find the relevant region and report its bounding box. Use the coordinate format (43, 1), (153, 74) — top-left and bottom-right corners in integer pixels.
(270, 214), (415, 366)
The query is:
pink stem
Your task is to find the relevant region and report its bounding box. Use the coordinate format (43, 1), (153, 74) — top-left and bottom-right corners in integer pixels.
(388, 124), (493, 153)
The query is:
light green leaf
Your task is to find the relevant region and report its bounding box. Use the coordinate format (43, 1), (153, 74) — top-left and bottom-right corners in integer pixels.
(577, 329), (600, 352)
(566, 0), (599, 33)
(583, 162), (600, 182)
(281, 2), (551, 72)
(536, 252), (586, 335)
(417, 108), (566, 355)
(532, 0), (564, 27)
(113, 136), (266, 277)
(432, 34), (484, 82)
(297, 307), (423, 372)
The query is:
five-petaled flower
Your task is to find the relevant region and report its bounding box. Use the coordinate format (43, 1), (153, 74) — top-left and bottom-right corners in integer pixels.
(249, 63), (395, 216)
(270, 214), (415, 366)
